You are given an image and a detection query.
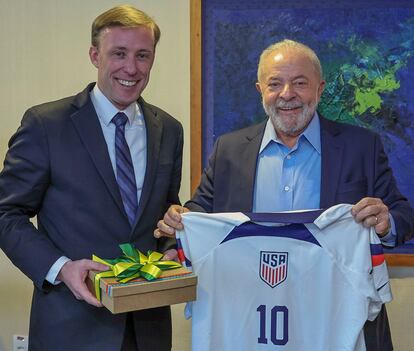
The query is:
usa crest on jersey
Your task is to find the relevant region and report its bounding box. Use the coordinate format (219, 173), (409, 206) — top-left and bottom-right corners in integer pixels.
(259, 251), (288, 288)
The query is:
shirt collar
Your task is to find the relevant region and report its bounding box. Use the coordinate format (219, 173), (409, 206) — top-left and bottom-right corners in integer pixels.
(259, 112), (321, 154)
(90, 84), (144, 126)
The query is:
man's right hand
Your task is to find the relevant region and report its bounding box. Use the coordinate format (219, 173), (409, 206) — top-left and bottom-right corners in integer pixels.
(154, 204), (189, 238)
(57, 259), (108, 307)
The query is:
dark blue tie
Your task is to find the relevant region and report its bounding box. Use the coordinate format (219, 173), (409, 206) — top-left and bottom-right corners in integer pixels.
(112, 112), (138, 226)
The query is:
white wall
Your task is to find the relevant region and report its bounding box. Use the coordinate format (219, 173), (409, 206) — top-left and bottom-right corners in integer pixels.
(0, 2), (413, 351)
(0, 1), (191, 350)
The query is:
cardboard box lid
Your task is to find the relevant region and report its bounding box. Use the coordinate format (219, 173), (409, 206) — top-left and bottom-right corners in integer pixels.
(89, 267), (197, 298)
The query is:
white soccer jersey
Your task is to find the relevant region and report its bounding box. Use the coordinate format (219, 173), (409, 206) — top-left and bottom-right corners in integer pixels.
(176, 204), (392, 351)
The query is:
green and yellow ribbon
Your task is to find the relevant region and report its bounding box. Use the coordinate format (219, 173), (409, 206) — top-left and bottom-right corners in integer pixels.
(92, 243), (181, 300)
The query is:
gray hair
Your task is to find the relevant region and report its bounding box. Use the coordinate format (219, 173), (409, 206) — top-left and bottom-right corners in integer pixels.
(257, 39), (323, 81)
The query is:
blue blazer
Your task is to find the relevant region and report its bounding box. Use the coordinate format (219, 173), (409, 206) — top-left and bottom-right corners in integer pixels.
(0, 83), (183, 351)
(186, 115), (414, 351)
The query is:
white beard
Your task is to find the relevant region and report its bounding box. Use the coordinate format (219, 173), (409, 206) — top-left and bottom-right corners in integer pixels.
(263, 98), (317, 135)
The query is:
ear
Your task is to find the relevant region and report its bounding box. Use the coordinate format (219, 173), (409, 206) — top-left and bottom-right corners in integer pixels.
(317, 80), (326, 100)
(89, 46), (99, 68)
(256, 82), (263, 94)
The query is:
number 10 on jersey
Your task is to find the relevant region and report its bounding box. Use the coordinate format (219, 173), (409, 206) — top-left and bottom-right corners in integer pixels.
(257, 305), (289, 345)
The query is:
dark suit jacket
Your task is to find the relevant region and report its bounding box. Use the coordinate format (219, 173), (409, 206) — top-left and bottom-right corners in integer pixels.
(186, 116), (414, 351)
(0, 83), (183, 351)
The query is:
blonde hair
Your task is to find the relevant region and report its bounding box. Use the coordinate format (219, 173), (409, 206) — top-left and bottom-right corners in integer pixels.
(257, 39), (323, 81)
(91, 5), (161, 47)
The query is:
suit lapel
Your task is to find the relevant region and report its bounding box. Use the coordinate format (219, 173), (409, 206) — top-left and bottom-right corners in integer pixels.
(133, 99), (162, 227)
(236, 120), (267, 212)
(320, 117), (344, 208)
(70, 85), (125, 217)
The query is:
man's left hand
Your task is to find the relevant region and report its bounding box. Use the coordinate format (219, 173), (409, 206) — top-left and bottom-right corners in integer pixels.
(162, 249), (178, 262)
(351, 197), (391, 237)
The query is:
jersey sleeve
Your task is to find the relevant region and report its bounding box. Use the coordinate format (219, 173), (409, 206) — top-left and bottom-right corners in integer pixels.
(367, 228), (393, 321)
(177, 212), (249, 320)
(313, 204), (392, 322)
(176, 212), (249, 270)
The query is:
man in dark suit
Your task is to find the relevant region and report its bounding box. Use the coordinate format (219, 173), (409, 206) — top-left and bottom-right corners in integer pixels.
(155, 40), (414, 350)
(0, 5), (182, 351)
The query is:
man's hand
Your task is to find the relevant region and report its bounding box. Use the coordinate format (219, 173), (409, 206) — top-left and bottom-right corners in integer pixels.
(162, 249), (178, 262)
(57, 259), (108, 307)
(154, 205), (189, 238)
(351, 197), (391, 237)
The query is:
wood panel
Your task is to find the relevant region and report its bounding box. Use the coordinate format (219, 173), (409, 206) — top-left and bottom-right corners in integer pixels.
(385, 254), (414, 267)
(190, 0), (202, 194)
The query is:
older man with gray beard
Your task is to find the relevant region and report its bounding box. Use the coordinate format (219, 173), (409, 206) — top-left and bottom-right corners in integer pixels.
(155, 39), (414, 351)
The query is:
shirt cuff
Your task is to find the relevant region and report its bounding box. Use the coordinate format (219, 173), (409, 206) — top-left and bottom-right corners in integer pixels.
(45, 256), (71, 285)
(380, 214), (396, 248)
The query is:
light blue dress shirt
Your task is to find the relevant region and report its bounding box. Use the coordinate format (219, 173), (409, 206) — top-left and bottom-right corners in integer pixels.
(253, 113), (321, 212)
(46, 85), (147, 284)
(253, 113), (396, 246)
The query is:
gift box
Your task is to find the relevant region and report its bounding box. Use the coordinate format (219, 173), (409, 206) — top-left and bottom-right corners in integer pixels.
(87, 266), (197, 313)
(87, 244), (197, 314)
(86, 244), (197, 313)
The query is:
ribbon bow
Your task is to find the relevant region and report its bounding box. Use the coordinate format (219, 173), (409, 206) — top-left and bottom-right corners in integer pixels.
(92, 243), (181, 300)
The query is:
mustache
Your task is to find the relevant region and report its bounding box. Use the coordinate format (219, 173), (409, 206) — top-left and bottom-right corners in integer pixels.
(274, 99), (303, 109)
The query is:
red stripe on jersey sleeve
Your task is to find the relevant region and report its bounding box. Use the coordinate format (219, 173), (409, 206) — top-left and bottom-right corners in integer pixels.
(371, 254), (385, 267)
(177, 248), (185, 263)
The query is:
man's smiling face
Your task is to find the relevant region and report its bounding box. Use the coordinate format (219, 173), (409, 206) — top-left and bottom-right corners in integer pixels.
(89, 25), (155, 110)
(256, 48), (325, 136)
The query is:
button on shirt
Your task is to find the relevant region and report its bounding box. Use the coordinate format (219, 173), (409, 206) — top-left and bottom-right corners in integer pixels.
(253, 113), (321, 212)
